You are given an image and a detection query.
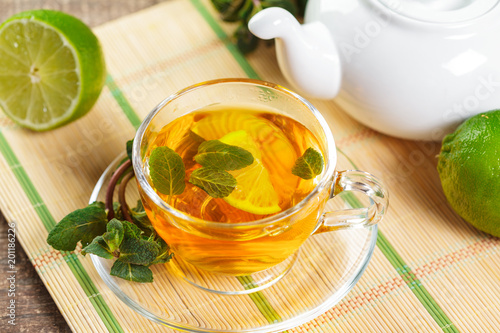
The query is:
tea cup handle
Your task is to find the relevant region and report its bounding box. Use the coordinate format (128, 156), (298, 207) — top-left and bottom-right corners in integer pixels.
(315, 170), (389, 233)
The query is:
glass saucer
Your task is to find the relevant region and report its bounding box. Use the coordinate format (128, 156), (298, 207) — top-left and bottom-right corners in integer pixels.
(90, 152), (377, 332)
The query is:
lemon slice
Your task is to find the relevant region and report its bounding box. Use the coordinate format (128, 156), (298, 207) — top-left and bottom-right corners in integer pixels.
(0, 10), (106, 131)
(219, 130), (281, 215)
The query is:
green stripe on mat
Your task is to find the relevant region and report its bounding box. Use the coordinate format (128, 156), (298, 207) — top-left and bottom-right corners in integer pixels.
(237, 276), (283, 324)
(376, 234), (458, 332)
(0, 134), (54, 232)
(106, 75), (142, 129)
(0, 131), (124, 333)
(337, 149), (459, 332)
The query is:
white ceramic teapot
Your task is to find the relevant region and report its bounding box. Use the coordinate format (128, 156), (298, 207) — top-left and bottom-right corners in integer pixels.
(248, 0), (500, 140)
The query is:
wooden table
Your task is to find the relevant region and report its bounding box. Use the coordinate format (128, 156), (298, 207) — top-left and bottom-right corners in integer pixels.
(0, 1), (167, 331)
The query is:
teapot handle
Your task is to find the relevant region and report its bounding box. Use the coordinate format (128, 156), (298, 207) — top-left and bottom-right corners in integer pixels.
(249, 7), (342, 99)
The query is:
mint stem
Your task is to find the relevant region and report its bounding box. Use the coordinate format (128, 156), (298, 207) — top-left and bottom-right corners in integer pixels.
(118, 171), (134, 223)
(105, 159), (132, 220)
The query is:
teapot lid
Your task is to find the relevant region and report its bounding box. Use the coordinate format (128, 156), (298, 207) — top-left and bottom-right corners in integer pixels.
(376, 0), (499, 23)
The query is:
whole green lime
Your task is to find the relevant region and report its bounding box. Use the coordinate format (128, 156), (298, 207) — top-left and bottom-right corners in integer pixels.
(438, 110), (500, 237)
(0, 10), (106, 131)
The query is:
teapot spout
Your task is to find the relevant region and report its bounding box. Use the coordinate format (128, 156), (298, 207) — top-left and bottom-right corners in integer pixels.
(249, 7), (342, 99)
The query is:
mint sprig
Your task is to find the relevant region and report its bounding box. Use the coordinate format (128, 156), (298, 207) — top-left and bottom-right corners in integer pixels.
(188, 137), (254, 198)
(47, 201), (108, 251)
(151, 238), (173, 265)
(48, 201), (172, 283)
(195, 139), (253, 170)
(129, 200), (155, 234)
(292, 147), (324, 180)
(81, 236), (114, 259)
(110, 261), (154, 283)
(149, 146), (186, 196)
(102, 219), (124, 252)
(118, 237), (159, 265)
(122, 220), (143, 238)
(147, 139), (254, 199)
(189, 167), (237, 198)
(46, 141), (174, 283)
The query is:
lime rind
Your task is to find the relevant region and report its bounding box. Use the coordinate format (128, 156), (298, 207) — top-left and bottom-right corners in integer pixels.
(437, 110), (500, 237)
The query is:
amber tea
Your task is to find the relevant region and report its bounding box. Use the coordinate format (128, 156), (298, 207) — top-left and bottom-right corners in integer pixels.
(140, 105), (329, 275)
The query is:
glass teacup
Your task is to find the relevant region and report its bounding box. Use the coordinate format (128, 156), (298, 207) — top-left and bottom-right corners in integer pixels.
(132, 78), (388, 294)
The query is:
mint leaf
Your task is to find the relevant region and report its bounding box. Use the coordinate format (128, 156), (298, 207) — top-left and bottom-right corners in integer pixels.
(110, 260), (153, 283)
(82, 236), (113, 259)
(47, 201), (107, 251)
(292, 147), (324, 180)
(102, 219), (124, 252)
(122, 220), (143, 239)
(126, 139), (133, 161)
(195, 140), (253, 171)
(130, 200), (154, 233)
(149, 146), (186, 195)
(189, 167), (237, 198)
(118, 237), (160, 265)
(151, 238), (173, 265)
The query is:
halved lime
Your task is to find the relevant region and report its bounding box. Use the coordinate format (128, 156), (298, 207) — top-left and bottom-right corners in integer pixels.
(0, 10), (106, 131)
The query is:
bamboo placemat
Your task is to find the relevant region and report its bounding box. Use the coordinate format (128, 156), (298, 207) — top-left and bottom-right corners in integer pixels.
(1, 0), (499, 332)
